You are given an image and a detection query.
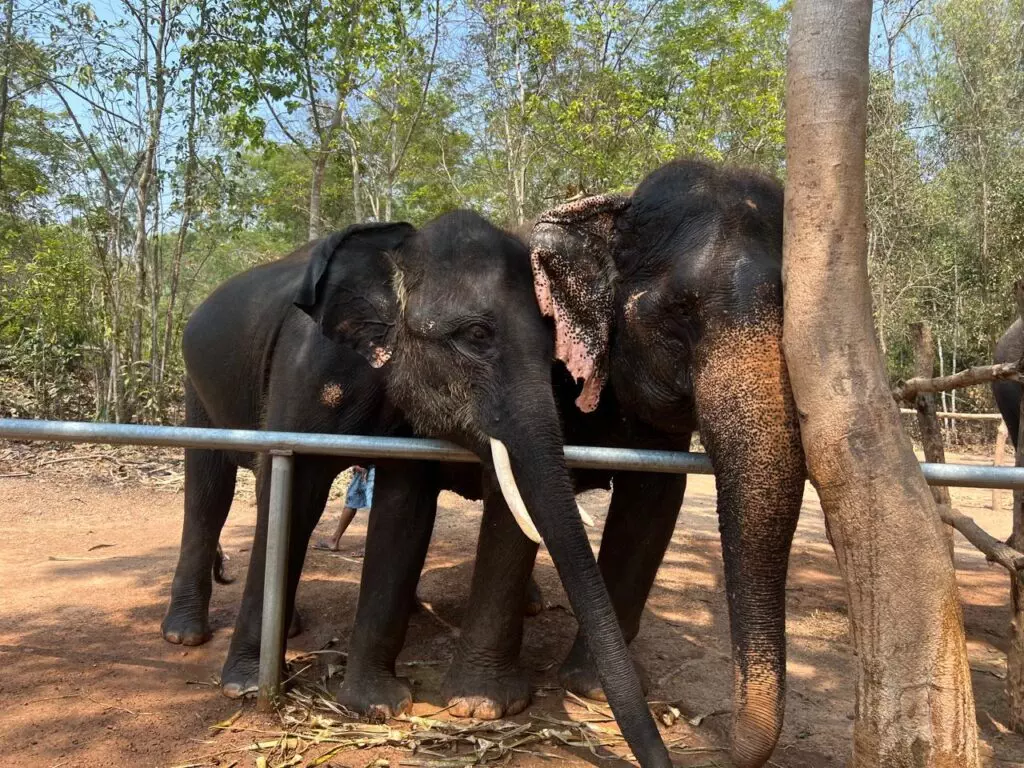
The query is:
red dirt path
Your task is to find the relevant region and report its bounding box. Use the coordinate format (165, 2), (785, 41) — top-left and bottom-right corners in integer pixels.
(1, 447), (1023, 767)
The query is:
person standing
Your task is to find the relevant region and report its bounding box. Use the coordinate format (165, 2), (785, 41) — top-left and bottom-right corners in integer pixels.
(315, 464), (375, 551)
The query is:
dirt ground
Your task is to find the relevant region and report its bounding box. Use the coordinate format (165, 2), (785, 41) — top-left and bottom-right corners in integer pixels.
(2, 444), (1024, 768)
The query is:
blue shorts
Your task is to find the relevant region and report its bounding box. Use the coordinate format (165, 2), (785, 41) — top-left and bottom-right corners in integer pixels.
(345, 466), (375, 509)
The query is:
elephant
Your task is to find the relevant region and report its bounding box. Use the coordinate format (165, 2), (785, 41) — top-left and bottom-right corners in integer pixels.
(994, 318), (1023, 446)
(159, 210), (671, 767)
(441, 159), (807, 768)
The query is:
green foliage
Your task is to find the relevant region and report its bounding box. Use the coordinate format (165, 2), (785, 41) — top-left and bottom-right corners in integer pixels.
(2, 0), (1022, 423)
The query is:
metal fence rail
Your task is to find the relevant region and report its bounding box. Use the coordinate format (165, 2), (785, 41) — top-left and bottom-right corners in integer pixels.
(4, 416), (1024, 709)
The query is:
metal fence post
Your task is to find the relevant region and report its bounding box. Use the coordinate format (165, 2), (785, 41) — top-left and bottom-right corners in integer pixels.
(258, 450), (293, 712)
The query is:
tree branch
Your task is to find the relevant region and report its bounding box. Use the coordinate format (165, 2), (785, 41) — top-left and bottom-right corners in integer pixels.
(894, 361), (1024, 402)
(938, 505), (1024, 572)
(388, 0), (442, 176)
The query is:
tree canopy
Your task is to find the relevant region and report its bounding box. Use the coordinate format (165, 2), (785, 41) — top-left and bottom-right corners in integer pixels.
(0, 0), (1020, 423)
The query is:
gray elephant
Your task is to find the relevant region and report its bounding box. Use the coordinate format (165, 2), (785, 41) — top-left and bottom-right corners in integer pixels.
(994, 316), (1023, 444)
(161, 210), (671, 766)
(444, 159), (806, 768)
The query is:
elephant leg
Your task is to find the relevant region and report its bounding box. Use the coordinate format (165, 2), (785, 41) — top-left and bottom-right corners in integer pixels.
(524, 573), (544, 616)
(220, 457), (334, 698)
(162, 445), (237, 646)
(559, 471), (686, 701)
(336, 460), (439, 720)
(443, 480), (538, 719)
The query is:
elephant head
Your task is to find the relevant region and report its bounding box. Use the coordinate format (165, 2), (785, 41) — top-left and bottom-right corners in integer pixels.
(294, 211), (670, 767)
(531, 160), (806, 768)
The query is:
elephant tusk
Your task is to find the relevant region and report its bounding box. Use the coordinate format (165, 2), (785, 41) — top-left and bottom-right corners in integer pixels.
(577, 502), (595, 527)
(489, 438), (542, 544)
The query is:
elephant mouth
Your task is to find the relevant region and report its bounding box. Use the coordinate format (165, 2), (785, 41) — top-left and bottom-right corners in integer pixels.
(487, 437), (594, 544)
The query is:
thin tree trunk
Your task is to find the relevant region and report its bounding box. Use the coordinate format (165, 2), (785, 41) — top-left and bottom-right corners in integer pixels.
(309, 151), (328, 240)
(1008, 281), (1024, 731)
(0, 0), (14, 196)
(309, 90), (345, 240)
(149, 157), (162, 385)
(783, 1), (979, 765)
(343, 117), (363, 223)
(911, 322), (954, 559)
(994, 421), (1009, 511)
(129, 0), (168, 413)
(385, 120), (396, 221)
(160, 71), (198, 405)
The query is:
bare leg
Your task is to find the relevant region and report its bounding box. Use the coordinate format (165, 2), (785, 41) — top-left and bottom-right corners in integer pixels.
(330, 507), (358, 549)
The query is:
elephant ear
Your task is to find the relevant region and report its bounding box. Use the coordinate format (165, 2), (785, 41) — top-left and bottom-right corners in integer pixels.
(294, 222), (416, 368)
(530, 194), (630, 412)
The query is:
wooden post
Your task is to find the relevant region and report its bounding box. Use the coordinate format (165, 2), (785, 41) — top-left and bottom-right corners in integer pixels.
(911, 322), (954, 559)
(1008, 280), (1024, 731)
(994, 421), (1009, 511)
(783, 1), (979, 763)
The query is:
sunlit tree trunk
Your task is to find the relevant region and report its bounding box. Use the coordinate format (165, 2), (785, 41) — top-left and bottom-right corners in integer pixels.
(0, 0), (14, 196)
(783, 1), (979, 765)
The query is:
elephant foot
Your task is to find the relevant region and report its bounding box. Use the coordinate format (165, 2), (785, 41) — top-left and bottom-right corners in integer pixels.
(442, 656), (530, 719)
(335, 671), (413, 721)
(558, 643), (648, 703)
(288, 609), (302, 639)
(161, 603), (211, 646)
(524, 576), (544, 617)
(221, 654), (259, 699)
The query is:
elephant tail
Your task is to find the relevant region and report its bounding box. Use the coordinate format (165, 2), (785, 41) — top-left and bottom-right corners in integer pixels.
(213, 542), (234, 585)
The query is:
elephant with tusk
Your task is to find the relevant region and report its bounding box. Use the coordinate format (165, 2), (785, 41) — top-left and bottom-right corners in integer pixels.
(161, 210), (672, 767)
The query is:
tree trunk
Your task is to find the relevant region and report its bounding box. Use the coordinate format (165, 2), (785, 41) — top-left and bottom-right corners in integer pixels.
(783, 2), (979, 765)
(308, 91), (345, 240)
(343, 117), (363, 223)
(0, 0), (14, 197)
(309, 150), (328, 241)
(385, 120), (396, 221)
(994, 421), (1009, 511)
(159, 70), (199, 414)
(129, 0), (168, 412)
(1008, 281), (1024, 731)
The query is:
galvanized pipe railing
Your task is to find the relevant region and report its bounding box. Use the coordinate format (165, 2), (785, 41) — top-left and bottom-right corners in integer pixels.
(4, 416), (1024, 709)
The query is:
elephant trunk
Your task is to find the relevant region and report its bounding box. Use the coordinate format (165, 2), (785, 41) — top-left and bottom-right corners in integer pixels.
(490, 384), (670, 768)
(694, 312), (805, 768)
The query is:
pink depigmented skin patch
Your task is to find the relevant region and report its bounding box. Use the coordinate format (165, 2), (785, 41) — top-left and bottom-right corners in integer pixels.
(320, 382), (344, 407)
(531, 250), (605, 412)
(528, 193), (629, 414)
(370, 346), (392, 368)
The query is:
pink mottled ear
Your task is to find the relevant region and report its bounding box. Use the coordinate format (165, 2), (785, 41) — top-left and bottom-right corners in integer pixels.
(530, 194), (629, 412)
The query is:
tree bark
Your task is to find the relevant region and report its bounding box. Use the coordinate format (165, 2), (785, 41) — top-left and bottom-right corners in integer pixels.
(783, 1), (979, 765)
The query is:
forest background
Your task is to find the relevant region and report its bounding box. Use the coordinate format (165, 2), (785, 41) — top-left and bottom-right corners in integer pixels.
(0, 0), (1019, 430)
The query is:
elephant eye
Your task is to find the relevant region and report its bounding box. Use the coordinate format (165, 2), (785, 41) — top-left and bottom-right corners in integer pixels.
(466, 323), (492, 342)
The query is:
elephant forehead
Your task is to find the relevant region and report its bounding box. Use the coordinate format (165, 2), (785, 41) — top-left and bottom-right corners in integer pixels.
(403, 268), (512, 329)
